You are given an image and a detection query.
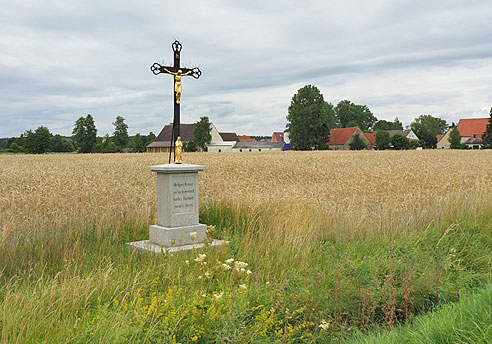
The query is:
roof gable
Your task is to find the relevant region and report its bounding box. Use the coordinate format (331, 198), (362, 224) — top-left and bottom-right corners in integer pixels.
(154, 123), (196, 143)
(364, 132), (376, 146)
(329, 127), (358, 145)
(271, 132), (284, 142)
(457, 118), (489, 137)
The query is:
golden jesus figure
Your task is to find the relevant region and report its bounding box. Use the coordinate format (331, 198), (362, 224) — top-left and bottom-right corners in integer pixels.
(175, 136), (183, 164)
(163, 68), (192, 104)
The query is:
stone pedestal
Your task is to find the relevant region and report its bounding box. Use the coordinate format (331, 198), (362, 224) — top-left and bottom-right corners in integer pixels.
(128, 163), (224, 253)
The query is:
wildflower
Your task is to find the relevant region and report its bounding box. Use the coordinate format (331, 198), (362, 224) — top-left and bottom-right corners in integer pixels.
(214, 292), (223, 300)
(225, 258), (234, 264)
(194, 253), (206, 262)
(222, 263), (232, 270)
(239, 284), (247, 290)
(266, 281), (270, 286)
(205, 271), (212, 279)
(234, 261), (248, 269)
(191, 335), (198, 341)
(246, 269), (252, 275)
(201, 261), (207, 266)
(319, 319), (330, 331)
(185, 260), (189, 266)
(190, 232), (197, 241)
(198, 275), (203, 280)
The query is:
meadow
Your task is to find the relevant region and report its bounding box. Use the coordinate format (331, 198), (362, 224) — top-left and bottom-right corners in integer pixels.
(1, 150), (492, 343)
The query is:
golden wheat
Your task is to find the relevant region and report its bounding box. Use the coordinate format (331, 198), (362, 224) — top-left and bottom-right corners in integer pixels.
(1, 150), (492, 244)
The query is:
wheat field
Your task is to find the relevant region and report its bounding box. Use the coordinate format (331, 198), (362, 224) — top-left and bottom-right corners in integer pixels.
(1, 150), (492, 245)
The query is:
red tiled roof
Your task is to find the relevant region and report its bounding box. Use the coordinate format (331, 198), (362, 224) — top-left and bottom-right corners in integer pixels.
(364, 133), (376, 147)
(329, 127), (358, 145)
(271, 132), (284, 142)
(457, 118), (489, 137)
(464, 136), (483, 144)
(436, 134), (445, 143)
(238, 135), (252, 141)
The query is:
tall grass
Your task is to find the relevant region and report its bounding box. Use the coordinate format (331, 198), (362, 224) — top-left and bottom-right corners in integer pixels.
(1, 150), (492, 342)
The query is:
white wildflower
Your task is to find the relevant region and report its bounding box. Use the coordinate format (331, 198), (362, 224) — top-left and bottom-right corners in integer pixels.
(246, 269), (252, 275)
(222, 263), (232, 270)
(239, 284), (247, 290)
(234, 261), (248, 269)
(194, 253), (206, 262)
(205, 271), (212, 279)
(190, 232), (197, 241)
(225, 258), (234, 264)
(185, 260), (189, 266)
(213, 292), (223, 300)
(319, 319), (330, 331)
(198, 275), (203, 280)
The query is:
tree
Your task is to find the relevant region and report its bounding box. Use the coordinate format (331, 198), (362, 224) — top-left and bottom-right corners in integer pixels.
(193, 116), (212, 152)
(129, 133), (146, 153)
(50, 134), (75, 152)
(112, 116), (129, 149)
(286, 85), (334, 150)
(410, 115), (448, 148)
(375, 130), (391, 150)
(184, 141), (198, 152)
(482, 107), (492, 149)
(374, 117), (403, 131)
(349, 134), (367, 150)
(94, 135), (119, 153)
(72, 114), (97, 153)
(391, 134), (410, 150)
(448, 125), (462, 149)
(145, 132), (156, 147)
(23, 126), (52, 154)
(335, 100), (377, 130)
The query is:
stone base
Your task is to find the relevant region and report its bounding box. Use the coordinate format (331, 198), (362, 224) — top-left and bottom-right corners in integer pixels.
(149, 223), (207, 247)
(127, 239), (227, 254)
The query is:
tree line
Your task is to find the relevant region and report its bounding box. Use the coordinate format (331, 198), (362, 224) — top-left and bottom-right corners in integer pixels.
(286, 85), (466, 150)
(0, 115), (156, 154)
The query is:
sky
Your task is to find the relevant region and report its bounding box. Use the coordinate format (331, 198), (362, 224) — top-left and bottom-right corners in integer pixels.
(1, 0), (492, 137)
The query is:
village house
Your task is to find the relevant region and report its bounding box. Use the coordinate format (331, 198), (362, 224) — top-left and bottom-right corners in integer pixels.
(387, 129), (419, 141)
(328, 127), (372, 150)
(437, 118), (489, 149)
(232, 141), (284, 152)
(146, 122), (223, 152)
(271, 132), (284, 142)
(207, 132), (240, 152)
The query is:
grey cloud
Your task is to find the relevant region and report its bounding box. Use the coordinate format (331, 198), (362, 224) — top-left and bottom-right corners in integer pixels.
(1, 0), (492, 137)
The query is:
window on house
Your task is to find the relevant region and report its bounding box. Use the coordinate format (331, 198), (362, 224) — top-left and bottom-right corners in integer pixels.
(218, 149), (221, 152)
(240, 149), (242, 152)
(259, 149), (261, 152)
(249, 149), (252, 152)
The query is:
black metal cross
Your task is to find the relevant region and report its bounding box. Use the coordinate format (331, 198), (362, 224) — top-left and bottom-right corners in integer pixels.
(150, 40), (201, 162)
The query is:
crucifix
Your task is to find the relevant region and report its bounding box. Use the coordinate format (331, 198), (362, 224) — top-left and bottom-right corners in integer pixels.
(151, 40), (201, 163)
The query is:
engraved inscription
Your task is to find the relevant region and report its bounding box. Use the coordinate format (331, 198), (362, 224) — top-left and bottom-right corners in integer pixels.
(172, 175), (195, 213)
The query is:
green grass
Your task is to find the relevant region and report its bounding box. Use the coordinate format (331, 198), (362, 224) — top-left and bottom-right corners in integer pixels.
(344, 283), (492, 344)
(1, 207), (492, 343)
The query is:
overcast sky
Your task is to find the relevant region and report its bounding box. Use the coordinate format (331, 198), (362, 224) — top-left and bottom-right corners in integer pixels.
(1, 0), (492, 137)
